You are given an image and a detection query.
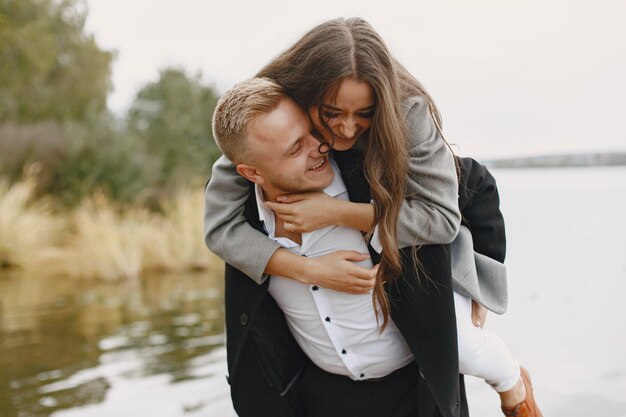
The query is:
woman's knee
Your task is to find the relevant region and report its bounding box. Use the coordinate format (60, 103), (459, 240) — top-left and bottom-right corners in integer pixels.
(457, 324), (486, 372)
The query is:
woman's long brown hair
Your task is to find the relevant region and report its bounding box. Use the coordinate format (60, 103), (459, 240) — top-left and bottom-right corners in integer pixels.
(257, 18), (442, 330)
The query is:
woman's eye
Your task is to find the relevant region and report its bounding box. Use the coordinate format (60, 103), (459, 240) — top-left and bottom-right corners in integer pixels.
(322, 111), (339, 119)
(358, 110), (375, 118)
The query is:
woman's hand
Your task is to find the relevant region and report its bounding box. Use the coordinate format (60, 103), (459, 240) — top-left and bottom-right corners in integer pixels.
(303, 251), (378, 294)
(471, 300), (488, 328)
(264, 192), (340, 233)
(265, 192), (375, 234)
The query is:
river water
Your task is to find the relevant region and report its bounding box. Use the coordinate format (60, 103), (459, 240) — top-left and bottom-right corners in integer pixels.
(1, 166), (625, 417)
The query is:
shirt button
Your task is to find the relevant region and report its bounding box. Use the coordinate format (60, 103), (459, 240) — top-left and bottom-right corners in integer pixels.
(341, 349), (347, 355)
(325, 317), (331, 323)
(240, 313), (249, 326)
(360, 373), (365, 378)
(312, 286), (319, 291)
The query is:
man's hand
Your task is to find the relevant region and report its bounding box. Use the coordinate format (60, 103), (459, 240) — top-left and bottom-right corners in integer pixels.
(264, 192), (341, 233)
(303, 250), (378, 294)
(471, 300), (488, 328)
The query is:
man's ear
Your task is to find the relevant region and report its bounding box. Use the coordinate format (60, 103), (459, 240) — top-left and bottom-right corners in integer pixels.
(236, 163), (265, 185)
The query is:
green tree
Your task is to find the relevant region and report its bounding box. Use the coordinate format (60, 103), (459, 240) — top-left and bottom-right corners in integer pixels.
(0, 0), (113, 122)
(127, 68), (220, 184)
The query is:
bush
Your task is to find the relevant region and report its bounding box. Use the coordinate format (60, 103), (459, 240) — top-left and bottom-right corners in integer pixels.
(47, 115), (161, 206)
(0, 121), (66, 189)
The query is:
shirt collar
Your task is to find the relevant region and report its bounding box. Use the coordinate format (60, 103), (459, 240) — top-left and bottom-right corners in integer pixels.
(254, 159), (346, 238)
(254, 181), (277, 239)
(323, 159), (346, 198)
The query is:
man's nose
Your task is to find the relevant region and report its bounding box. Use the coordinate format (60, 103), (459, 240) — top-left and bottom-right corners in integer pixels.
(307, 133), (326, 155)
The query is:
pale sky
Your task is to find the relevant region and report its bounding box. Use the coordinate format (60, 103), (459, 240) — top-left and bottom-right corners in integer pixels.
(85, 0), (626, 158)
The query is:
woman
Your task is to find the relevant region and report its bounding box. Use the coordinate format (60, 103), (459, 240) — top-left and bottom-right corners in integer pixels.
(205, 17), (541, 417)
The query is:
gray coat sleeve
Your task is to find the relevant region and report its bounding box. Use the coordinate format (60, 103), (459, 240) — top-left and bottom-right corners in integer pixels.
(396, 96), (461, 247)
(451, 226), (508, 314)
(203, 155), (280, 283)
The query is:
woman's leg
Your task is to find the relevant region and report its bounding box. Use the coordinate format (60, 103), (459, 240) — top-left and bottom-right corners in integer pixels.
(454, 292), (543, 416)
(454, 292), (521, 391)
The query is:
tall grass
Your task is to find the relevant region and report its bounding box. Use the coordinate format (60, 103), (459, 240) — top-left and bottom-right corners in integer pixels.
(37, 193), (148, 280)
(141, 187), (216, 272)
(0, 169), (66, 268)
(1, 177), (219, 280)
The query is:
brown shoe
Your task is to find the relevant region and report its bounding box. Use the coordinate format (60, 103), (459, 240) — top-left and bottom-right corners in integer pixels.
(501, 367), (543, 417)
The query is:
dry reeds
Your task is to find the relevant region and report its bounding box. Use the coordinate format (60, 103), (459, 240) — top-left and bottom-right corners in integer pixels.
(141, 187), (216, 272)
(0, 170), (66, 268)
(36, 193), (148, 280)
(1, 176), (219, 280)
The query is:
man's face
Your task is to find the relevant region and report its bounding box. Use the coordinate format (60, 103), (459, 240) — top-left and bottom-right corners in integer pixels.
(242, 97), (334, 195)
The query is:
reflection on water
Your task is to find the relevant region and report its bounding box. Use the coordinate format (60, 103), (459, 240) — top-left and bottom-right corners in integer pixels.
(0, 267), (227, 417)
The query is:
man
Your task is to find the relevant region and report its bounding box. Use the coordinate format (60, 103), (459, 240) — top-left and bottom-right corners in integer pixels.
(210, 78), (468, 417)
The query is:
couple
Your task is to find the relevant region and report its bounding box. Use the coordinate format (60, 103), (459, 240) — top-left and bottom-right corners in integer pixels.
(204, 18), (542, 417)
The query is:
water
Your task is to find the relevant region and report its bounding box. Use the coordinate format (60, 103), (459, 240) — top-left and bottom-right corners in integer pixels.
(1, 166), (625, 417)
(465, 166), (626, 416)
(0, 271), (232, 417)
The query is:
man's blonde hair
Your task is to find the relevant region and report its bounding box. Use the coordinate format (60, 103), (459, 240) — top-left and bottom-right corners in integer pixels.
(212, 78), (286, 163)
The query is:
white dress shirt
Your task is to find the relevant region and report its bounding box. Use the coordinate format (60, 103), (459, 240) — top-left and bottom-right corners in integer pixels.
(256, 160), (414, 380)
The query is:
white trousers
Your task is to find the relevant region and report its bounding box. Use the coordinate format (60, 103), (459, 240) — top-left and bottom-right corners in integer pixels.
(454, 292), (521, 392)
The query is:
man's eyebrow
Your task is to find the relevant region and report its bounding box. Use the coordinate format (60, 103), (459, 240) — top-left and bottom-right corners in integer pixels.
(322, 103), (376, 112)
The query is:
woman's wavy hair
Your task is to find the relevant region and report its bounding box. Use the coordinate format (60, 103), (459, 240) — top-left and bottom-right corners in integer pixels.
(257, 17), (443, 329)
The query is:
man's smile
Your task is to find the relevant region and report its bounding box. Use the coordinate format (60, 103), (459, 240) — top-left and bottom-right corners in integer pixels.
(307, 157), (328, 171)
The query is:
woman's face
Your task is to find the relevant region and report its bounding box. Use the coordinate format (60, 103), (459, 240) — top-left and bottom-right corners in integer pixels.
(308, 78), (375, 151)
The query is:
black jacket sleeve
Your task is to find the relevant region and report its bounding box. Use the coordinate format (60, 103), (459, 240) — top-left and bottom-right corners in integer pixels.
(456, 156), (506, 263)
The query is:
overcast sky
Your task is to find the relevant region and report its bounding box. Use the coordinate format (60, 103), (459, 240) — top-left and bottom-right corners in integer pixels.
(85, 0), (626, 159)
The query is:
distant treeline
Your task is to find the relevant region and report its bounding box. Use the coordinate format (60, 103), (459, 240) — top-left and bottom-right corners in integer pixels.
(485, 152), (626, 169)
(0, 0), (222, 206)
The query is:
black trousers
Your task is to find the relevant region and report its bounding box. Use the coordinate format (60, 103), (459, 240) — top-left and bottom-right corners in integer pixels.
(298, 360), (426, 417)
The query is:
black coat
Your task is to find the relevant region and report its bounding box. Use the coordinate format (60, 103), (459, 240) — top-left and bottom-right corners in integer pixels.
(223, 153), (504, 417)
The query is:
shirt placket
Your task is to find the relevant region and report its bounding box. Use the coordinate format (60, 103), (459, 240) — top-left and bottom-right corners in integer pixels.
(310, 289), (367, 379)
